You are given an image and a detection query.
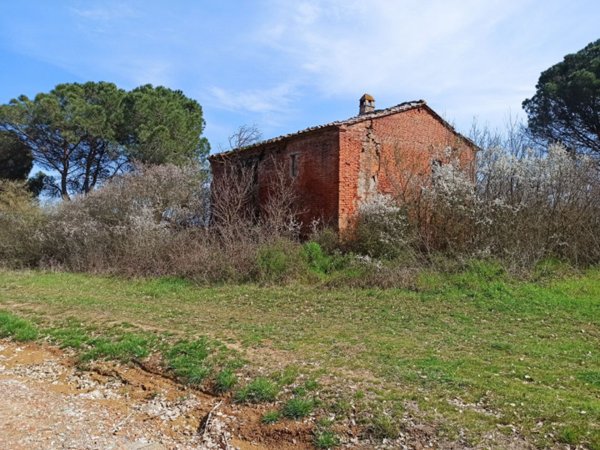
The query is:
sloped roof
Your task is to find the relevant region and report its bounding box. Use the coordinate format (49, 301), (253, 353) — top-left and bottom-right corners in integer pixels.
(210, 100), (475, 160)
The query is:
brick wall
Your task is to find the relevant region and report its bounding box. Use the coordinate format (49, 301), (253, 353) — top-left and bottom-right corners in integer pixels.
(338, 106), (477, 230)
(210, 128), (340, 229)
(210, 105), (477, 233)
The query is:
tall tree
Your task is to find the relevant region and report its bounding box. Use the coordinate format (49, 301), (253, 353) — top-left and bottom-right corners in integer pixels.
(121, 84), (210, 165)
(0, 82), (127, 198)
(0, 130), (33, 180)
(522, 39), (600, 155)
(0, 82), (210, 198)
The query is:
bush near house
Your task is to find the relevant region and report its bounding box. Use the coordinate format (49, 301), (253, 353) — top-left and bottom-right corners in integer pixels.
(0, 142), (598, 283)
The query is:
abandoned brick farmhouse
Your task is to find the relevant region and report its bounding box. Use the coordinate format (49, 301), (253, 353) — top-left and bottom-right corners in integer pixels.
(209, 95), (477, 232)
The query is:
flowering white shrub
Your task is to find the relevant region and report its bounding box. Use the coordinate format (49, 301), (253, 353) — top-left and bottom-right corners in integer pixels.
(475, 143), (600, 265)
(40, 163), (208, 272)
(356, 142), (599, 266)
(354, 193), (413, 258)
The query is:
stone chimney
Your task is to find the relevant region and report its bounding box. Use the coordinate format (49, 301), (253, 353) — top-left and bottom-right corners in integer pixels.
(359, 93), (375, 115)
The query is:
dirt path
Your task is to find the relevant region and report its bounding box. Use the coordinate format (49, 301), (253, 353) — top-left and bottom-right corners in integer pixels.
(0, 340), (314, 450)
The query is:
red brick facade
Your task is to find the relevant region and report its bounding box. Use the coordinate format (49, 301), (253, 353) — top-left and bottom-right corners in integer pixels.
(210, 99), (477, 232)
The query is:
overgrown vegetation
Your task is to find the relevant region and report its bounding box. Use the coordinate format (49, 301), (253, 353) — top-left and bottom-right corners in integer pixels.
(1, 128), (598, 286)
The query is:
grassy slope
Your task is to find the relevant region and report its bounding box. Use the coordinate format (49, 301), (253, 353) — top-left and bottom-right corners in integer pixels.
(0, 267), (599, 447)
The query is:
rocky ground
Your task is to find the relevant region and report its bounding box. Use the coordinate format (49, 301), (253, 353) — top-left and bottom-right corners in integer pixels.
(0, 339), (540, 450)
(0, 340), (287, 450)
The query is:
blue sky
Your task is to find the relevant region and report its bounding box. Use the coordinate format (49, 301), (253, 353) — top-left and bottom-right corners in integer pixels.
(0, 0), (598, 152)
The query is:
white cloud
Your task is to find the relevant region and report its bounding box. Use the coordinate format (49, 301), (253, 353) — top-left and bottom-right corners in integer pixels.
(71, 4), (139, 21)
(207, 83), (299, 115)
(258, 0), (534, 101)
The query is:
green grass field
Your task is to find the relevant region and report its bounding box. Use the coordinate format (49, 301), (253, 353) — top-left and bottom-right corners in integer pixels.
(0, 264), (599, 448)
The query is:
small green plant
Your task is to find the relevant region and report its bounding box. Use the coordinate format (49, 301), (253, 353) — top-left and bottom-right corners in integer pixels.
(370, 412), (400, 439)
(235, 377), (279, 403)
(304, 379), (319, 391)
(0, 310), (38, 341)
(165, 338), (212, 385)
(81, 333), (151, 362)
(303, 241), (333, 274)
(49, 324), (90, 349)
(214, 368), (238, 393)
(275, 365), (299, 386)
(577, 371), (600, 388)
(261, 410), (280, 424)
(314, 430), (340, 448)
(282, 397), (314, 419)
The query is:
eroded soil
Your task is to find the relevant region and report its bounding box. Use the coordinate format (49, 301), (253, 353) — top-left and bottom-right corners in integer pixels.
(0, 339), (541, 450)
(0, 340), (313, 450)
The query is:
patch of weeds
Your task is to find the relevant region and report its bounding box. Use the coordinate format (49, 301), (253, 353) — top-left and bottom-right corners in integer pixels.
(369, 412), (400, 439)
(533, 258), (574, 280)
(330, 398), (352, 417)
(294, 378), (320, 396)
(314, 430), (340, 448)
(257, 240), (307, 282)
(48, 323), (90, 349)
(140, 276), (192, 297)
(214, 368), (237, 393)
(261, 410), (280, 424)
(293, 386), (307, 397)
(235, 377), (279, 403)
(0, 310), (38, 341)
(81, 333), (152, 362)
(274, 365), (299, 386)
(282, 397), (314, 419)
(316, 417), (334, 428)
(558, 426), (584, 446)
(577, 371), (600, 388)
(489, 342), (512, 352)
(165, 338), (212, 385)
(415, 356), (458, 384)
(303, 241), (334, 274)
(304, 379), (319, 391)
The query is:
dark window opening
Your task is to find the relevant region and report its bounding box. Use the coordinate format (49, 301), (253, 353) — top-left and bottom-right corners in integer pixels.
(290, 154), (299, 177)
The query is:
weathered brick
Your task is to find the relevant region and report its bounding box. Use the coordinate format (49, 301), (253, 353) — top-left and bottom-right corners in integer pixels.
(209, 100), (476, 233)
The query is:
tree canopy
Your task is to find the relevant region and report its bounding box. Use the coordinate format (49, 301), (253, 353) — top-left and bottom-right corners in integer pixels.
(121, 85), (210, 165)
(522, 39), (600, 155)
(0, 82), (210, 198)
(0, 130), (32, 180)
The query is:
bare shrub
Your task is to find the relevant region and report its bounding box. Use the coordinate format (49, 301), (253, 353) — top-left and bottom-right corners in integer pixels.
(419, 142), (600, 267)
(258, 158), (301, 238)
(0, 180), (46, 267)
(210, 163), (257, 243)
(32, 157), (306, 282)
(41, 163), (209, 273)
(351, 135), (600, 269)
(211, 155), (300, 240)
(475, 144), (600, 267)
